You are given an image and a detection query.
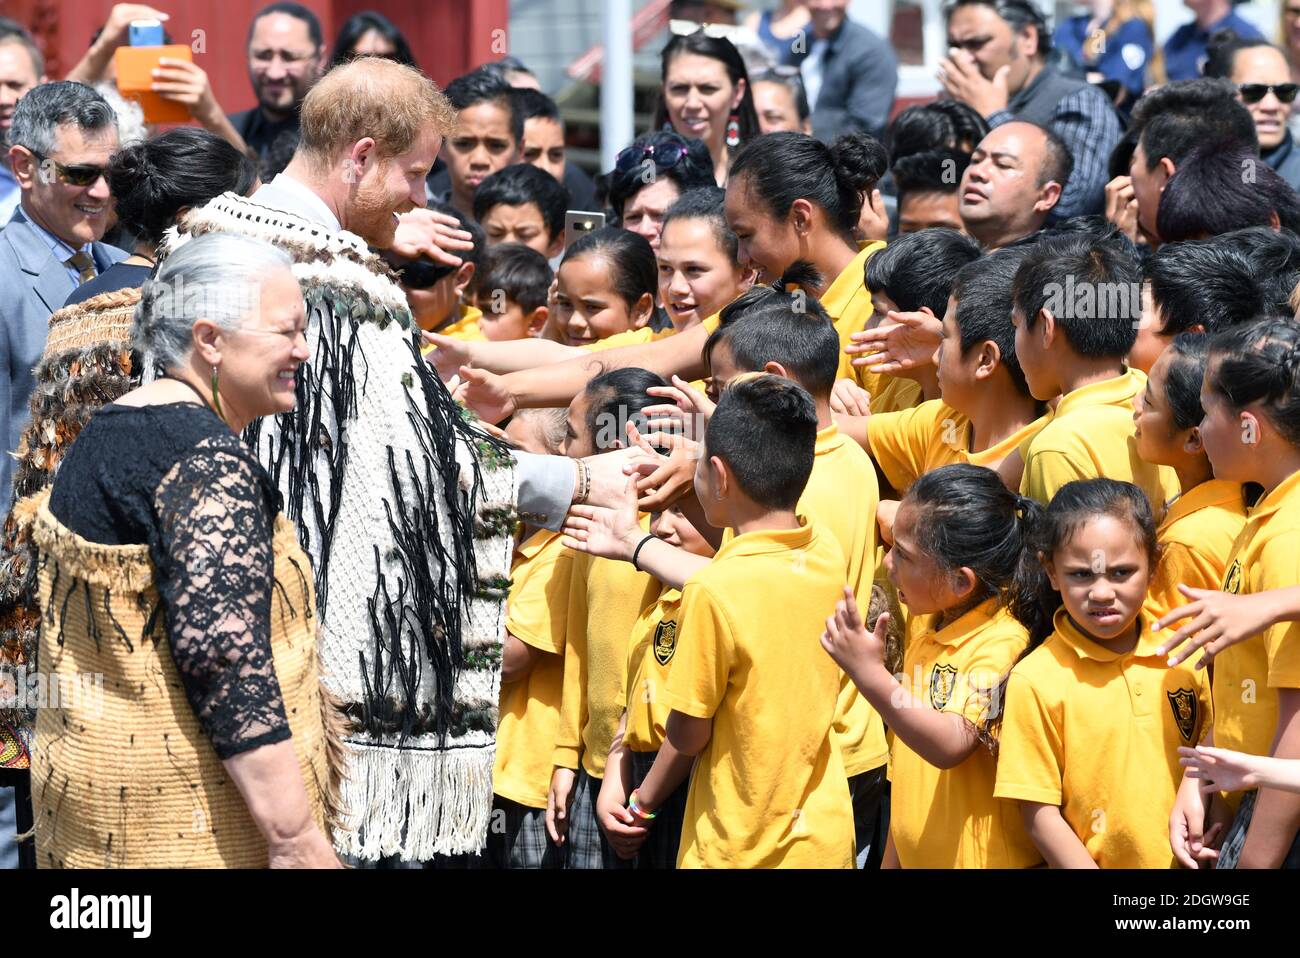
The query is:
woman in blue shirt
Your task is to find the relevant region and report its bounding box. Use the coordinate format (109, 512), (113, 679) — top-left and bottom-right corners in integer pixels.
(1054, 0), (1156, 106)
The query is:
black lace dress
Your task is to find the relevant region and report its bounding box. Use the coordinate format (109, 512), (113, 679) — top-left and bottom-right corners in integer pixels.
(48, 401), (290, 759)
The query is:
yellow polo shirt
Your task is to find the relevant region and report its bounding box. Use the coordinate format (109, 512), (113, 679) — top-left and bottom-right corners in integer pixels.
(800, 424), (886, 775)
(665, 519), (855, 868)
(820, 241), (922, 415)
(624, 585), (683, 754)
(494, 528), (573, 809)
(889, 599), (1041, 868)
(581, 325), (670, 352)
(552, 541), (661, 779)
(994, 608), (1212, 868)
(1146, 480), (1248, 622)
(1019, 368), (1180, 510)
(866, 399), (1052, 492)
(1211, 468), (1300, 807)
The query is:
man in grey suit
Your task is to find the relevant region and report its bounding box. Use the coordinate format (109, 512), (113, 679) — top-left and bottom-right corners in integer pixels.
(798, 0), (898, 143)
(0, 82), (124, 499)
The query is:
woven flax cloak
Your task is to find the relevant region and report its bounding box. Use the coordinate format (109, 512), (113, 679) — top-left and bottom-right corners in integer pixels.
(165, 192), (517, 860)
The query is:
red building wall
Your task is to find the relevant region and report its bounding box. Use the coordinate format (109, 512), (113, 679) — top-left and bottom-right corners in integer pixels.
(2, 0), (509, 113)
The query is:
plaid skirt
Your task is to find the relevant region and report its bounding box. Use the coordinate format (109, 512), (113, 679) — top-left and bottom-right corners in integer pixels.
(485, 794), (565, 869)
(564, 766), (630, 869)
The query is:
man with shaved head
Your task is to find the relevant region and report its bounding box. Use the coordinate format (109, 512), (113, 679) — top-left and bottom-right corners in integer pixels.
(959, 120), (1071, 249)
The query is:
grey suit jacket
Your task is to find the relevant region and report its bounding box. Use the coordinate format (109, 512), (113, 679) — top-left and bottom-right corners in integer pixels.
(806, 18), (898, 144)
(0, 207), (126, 498)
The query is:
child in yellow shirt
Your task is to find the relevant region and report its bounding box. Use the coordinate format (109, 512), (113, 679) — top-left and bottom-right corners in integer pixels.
(543, 367), (668, 869)
(1010, 232), (1179, 510)
(1131, 334), (1247, 621)
(1172, 318), (1300, 870)
(567, 375), (856, 867)
(994, 479), (1212, 868)
(596, 496), (716, 868)
(822, 463), (1047, 868)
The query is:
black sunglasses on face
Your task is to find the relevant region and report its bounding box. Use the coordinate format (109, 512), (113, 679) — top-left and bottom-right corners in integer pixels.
(1239, 83), (1300, 104)
(28, 149), (109, 187)
(394, 256), (457, 290)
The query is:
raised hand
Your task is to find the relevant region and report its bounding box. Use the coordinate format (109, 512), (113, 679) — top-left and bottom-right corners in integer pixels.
(846, 308), (942, 376)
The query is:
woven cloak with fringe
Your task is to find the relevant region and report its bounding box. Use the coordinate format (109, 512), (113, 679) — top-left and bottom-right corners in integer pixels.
(0, 288), (139, 777)
(163, 192), (517, 860)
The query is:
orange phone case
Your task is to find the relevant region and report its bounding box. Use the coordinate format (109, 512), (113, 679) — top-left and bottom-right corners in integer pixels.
(115, 44), (193, 125)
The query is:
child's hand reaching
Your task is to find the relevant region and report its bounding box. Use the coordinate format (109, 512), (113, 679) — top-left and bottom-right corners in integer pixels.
(563, 475), (643, 562)
(830, 378), (872, 418)
(1179, 745), (1300, 796)
(821, 586), (891, 689)
(1156, 586), (1291, 669)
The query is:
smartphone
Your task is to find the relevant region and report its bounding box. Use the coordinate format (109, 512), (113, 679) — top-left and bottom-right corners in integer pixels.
(128, 19), (165, 47)
(564, 210), (606, 248)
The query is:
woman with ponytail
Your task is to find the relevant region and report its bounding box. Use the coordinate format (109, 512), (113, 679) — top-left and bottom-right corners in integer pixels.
(822, 462), (1048, 868)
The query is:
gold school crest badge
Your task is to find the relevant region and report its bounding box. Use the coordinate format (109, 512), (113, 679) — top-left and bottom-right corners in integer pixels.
(654, 619), (678, 666)
(1167, 688), (1199, 742)
(929, 664), (958, 711)
(1223, 559), (1243, 596)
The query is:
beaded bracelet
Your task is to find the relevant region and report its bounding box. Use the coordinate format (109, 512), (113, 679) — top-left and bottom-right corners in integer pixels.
(627, 790), (657, 822)
(574, 459), (591, 505)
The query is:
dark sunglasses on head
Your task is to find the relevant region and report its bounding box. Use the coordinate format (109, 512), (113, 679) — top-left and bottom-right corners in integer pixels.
(614, 138), (691, 174)
(1239, 83), (1300, 104)
(29, 149), (108, 187)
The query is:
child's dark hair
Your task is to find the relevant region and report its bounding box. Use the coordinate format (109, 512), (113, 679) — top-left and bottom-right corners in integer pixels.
(907, 464), (1051, 644)
(885, 100), (989, 164)
(704, 265), (838, 398)
(1011, 231), (1142, 357)
(729, 130), (888, 238)
(660, 186), (738, 263)
(582, 366), (669, 452)
(892, 149), (970, 202)
(472, 163), (570, 243)
(905, 463), (1049, 754)
(951, 246), (1037, 401)
(560, 227), (657, 309)
(476, 243), (553, 314)
(444, 66), (523, 144)
(1163, 333), (1211, 431)
(1207, 316), (1300, 447)
(1156, 140), (1300, 243)
(1144, 237), (1268, 336)
(510, 86), (560, 123)
(1039, 479), (1159, 572)
(865, 228), (982, 316)
(706, 373), (818, 510)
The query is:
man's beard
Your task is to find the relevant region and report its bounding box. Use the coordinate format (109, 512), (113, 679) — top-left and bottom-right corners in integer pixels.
(350, 177), (401, 247)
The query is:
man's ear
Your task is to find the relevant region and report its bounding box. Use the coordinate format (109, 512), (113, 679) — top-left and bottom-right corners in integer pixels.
(1158, 156), (1176, 189)
(630, 292), (655, 329)
(453, 261), (476, 299)
(1035, 179), (1063, 214)
(1269, 209), (1282, 232)
(9, 145), (37, 189)
(762, 360), (791, 381)
(525, 305), (548, 336)
(349, 136), (378, 182)
(1038, 307), (1057, 351)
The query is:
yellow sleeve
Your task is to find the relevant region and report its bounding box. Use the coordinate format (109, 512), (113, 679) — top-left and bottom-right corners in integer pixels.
(992, 668), (1064, 806)
(552, 555), (589, 769)
(1020, 449), (1088, 504)
(1147, 541), (1223, 621)
(865, 403), (933, 491)
(1258, 531), (1300, 690)
(581, 327), (656, 353)
(505, 548), (572, 655)
(953, 629), (1029, 730)
(662, 582), (734, 720)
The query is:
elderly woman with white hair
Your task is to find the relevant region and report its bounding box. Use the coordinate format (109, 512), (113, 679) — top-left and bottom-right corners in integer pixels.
(24, 232), (341, 868)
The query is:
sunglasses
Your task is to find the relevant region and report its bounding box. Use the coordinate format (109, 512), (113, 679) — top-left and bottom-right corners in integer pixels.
(392, 256), (457, 290)
(1239, 83), (1299, 104)
(614, 139), (691, 174)
(29, 149), (108, 188)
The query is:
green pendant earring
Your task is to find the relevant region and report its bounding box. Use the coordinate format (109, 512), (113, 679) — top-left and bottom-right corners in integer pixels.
(210, 365), (226, 423)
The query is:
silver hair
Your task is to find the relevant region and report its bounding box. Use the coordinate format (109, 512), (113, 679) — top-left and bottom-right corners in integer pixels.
(134, 233), (296, 370)
(8, 81), (116, 156)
